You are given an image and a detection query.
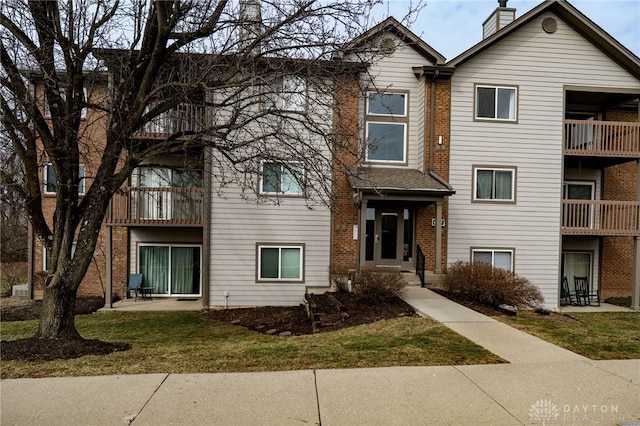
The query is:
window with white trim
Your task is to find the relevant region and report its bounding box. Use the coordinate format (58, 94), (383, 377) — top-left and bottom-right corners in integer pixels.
(43, 243), (76, 271)
(44, 163), (86, 195)
(260, 161), (304, 195)
(472, 249), (513, 271)
(365, 92), (407, 163)
(45, 87), (88, 118)
(475, 85), (517, 121)
(257, 244), (304, 281)
(473, 166), (515, 202)
(265, 76), (306, 112)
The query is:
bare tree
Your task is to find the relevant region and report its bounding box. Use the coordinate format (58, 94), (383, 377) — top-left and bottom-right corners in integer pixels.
(1, 0), (422, 339)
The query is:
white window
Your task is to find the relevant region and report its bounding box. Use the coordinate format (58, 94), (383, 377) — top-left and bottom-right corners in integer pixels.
(475, 85), (516, 121)
(258, 245), (304, 281)
(260, 161), (304, 195)
(44, 163), (86, 195)
(473, 166), (515, 202)
(365, 92), (408, 163)
(45, 87), (88, 118)
(266, 76), (306, 112)
(472, 249), (513, 271)
(43, 243), (76, 271)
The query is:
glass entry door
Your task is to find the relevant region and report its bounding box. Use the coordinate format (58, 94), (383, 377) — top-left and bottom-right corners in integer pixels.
(365, 207), (413, 268)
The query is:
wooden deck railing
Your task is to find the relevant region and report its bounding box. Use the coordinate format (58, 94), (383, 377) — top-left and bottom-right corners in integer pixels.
(562, 200), (640, 236)
(564, 120), (640, 157)
(136, 104), (206, 136)
(106, 187), (204, 226)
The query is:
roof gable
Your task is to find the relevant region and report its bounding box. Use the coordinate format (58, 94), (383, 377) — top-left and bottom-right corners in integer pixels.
(343, 17), (446, 65)
(446, 0), (640, 80)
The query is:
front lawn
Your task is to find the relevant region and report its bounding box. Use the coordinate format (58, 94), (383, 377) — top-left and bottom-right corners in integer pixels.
(0, 312), (504, 379)
(499, 311), (640, 360)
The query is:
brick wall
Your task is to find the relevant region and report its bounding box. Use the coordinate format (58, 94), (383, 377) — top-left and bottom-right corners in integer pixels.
(601, 109), (638, 300)
(330, 74), (361, 271)
(31, 81), (111, 299)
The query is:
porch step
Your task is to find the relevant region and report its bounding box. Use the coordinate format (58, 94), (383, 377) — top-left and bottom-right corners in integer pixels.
(424, 273), (446, 290)
(401, 272), (422, 286)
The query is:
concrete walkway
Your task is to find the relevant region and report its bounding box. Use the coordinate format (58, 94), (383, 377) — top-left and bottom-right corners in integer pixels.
(402, 286), (590, 363)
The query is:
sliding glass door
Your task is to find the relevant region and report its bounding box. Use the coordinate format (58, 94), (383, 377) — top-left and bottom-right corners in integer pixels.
(139, 244), (201, 296)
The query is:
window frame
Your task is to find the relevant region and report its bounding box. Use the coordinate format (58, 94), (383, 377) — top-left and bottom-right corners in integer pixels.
(45, 87), (88, 119)
(259, 160), (305, 196)
(43, 243), (77, 271)
(472, 165), (516, 203)
(471, 248), (514, 272)
(474, 84), (518, 122)
(256, 243), (305, 283)
(264, 75), (307, 112)
(365, 91), (409, 164)
(43, 163), (86, 195)
(137, 243), (202, 296)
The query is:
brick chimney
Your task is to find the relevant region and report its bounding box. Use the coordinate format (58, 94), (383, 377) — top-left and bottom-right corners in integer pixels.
(482, 0), (516, 39)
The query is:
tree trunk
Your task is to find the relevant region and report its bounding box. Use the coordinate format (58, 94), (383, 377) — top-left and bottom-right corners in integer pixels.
(36, 283), (81, 339)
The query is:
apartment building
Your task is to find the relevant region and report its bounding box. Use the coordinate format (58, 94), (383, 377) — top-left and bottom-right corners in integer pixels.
(27, 0), (640, 310)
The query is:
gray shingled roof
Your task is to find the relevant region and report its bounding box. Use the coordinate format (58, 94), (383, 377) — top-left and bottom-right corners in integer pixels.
(349, 167), (454, 195)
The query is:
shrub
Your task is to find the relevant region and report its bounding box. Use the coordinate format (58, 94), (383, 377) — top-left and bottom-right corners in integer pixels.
(444, 261), (544, 309)
(604, 296), (631, 307)
(352, 267), (406, 303)
(328, 264), (353, 293)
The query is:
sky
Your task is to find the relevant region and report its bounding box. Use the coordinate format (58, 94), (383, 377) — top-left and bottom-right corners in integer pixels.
(378, 0), (640, 62)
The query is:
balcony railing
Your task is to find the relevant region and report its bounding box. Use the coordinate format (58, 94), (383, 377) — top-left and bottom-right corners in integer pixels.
(564, 120), (640, 158)
(135, 104), (206, 137)
(106, 187), (204, 226)
(562, 200), (640, 236)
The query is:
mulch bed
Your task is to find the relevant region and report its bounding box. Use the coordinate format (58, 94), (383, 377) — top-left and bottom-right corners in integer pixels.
(203, 291), (418, 336)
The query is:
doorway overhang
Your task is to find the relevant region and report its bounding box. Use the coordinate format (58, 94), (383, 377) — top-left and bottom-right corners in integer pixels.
(349, 167), (455, 204)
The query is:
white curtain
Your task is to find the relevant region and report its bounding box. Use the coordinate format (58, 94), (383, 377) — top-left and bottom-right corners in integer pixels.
(563, 252), (591, 292)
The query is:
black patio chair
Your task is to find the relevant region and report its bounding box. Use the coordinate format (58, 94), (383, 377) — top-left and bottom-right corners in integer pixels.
(560, 276), (577, 306)
(574, 275), (600, 307)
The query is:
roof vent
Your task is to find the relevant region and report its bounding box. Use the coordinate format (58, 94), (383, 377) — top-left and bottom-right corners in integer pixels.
(542, 17), (558, 33)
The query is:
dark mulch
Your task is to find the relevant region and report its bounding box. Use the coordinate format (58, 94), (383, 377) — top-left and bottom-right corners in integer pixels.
(204, 291), (418, 336)
(1, 338), (131, 361)
(0, 296), (130, 362)
(430, 289), (510, 316)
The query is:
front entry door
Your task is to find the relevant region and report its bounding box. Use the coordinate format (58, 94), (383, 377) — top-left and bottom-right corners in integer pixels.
(376, 209), (404, 267)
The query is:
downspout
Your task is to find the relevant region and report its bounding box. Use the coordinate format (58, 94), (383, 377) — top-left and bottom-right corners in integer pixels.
(429, 70), (439, 172)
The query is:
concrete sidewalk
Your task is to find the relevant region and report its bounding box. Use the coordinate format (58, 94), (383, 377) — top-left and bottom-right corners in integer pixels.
(402, 286), (590, 363)
(2, 286), (638, 425)
(2, 361), (638, 425)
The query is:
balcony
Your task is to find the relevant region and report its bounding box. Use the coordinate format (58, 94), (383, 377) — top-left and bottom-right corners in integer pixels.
(106, 187), (204, 226)
(134, 104), (206, 139)
(564, 120), (640, 159)
(562, 200), (640, 236)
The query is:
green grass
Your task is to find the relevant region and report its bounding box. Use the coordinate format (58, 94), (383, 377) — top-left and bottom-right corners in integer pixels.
(499, 311), (640, 360)
(0, 312), (504, 379)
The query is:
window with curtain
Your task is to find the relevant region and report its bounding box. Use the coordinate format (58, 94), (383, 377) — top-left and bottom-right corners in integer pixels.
(43, 243), (76, 271)
(139, 245), (201, 295)
(44, 163), (86, 194)
(258, 245), (303, 281)
(562, 252), (592, 292)
(265, 76), (306, 112)
(472, 249), (514, 271)
(45, 87), (88, 118)
(260, 161), (304, 195)
(475, 85), (517, 120)
(365, 92), (408, 163)
(474, 167), (515, 201)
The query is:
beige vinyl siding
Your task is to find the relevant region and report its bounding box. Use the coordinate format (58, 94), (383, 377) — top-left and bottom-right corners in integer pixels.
(357, 33), (435, 169)
(209, 183), (330, 306)
(129, 228), (203, 275)
(448, 12), (640, 308)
